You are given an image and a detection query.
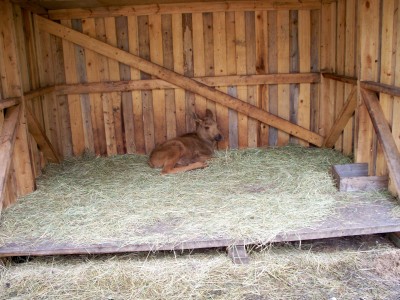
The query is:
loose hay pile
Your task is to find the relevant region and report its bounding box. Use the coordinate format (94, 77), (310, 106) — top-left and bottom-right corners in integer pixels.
(0, 146), (365, 247)
(1, 236), (399, 299)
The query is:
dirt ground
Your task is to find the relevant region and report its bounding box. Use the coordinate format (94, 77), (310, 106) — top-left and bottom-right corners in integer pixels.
(1, 234), (399, 300)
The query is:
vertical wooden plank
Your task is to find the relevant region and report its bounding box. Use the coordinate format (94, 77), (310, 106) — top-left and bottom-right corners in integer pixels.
(376, 0), (395, 176)
(203, 12), (216, 115)
(310, 9), (320, 134)
(149, 14), (166, 146)
(116, 16), (136, 154)
(357, 0), (380, 173)
(298, 10), (311, 147)
(335, 0), (346, 151)
(23, 11), (43, 126)
(246, 11), (258, 148)
(71, 19), (95, 154)
(162, 14), (177, 140)
(268, 10), (278, 146)
(105, 17), (125, 154)
(213, 11), (229, 149)
(277, 10), (290, 146)
(289, 10), (299, 145)
(235, 11), (248, 148)
(82, 18), (107, 156)
(52, 34), (72, 158)
(192, 13), (207, 116)
(183, 13), (196, 133)
(226, 11), (238, 149)
(94, 17), (117, 156)
(12, 5), (29, 93)
(37, 29), (61, 157)
(138, 15), (155, 153)
(343, 0), (357, 155)
(256, 11), (269, 147)
(320, 2), (336, 139)
(172, 13), (186, 137)
(393, 0), (400, 155)
(127, 15), (145, 154)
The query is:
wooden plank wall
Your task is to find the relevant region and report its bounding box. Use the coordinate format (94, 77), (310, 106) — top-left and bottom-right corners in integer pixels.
(32, 5), (321, 155)
(322, 0), (400, 195)
(0, 1), (36, 210)
(320, 0), (357, 156)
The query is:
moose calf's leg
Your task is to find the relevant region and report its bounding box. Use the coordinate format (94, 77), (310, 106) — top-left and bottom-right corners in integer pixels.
(162, 161), (207, 175)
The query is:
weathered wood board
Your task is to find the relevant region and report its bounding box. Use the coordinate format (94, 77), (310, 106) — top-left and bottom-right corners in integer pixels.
(0, 194), (399, 257)
(332, 163), (388, 192)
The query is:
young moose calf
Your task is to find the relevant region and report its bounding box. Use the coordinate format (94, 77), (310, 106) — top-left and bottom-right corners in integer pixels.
(149, 109), (223, 174)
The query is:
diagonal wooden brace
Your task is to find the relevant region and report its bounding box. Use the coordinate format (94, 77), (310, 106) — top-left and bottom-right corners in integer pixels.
(26, 107), (60, 163)
(36, 16), (324, 147)
(360, 88), (400, 198)
(0, 105), (21, 211)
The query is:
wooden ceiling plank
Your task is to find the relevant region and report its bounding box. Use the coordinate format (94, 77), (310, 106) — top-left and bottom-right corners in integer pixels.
(48, 1), (321, 20)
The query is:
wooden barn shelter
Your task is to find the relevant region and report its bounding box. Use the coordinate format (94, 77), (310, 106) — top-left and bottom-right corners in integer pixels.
(1, 0), (400, 257)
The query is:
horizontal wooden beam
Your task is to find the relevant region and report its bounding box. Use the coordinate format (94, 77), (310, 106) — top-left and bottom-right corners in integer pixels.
(322, 73), (358, 85)
(0, 105), (21, 212)
(49, 0), (321, 20)
(26, 107), (60, 163)
(0, 97), (20, 110)
(22, 73), (320, 99)
(361, 81), (400, 97)
(11, 0), (48, 15)
(361, 88), (400, 197)
(55, 73), (320, 95)
(24, 86), (56, 101)
(323, 86), (357, 148)
(37, 16), (324, 146)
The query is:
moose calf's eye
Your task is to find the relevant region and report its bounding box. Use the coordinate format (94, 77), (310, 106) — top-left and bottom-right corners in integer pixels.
(204, 126), (210, 130)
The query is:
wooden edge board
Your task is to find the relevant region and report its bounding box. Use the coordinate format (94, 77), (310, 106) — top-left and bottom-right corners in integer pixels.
(361, 88), (400, 197)
(0, 105), (22, 211)
(0, 97), (20, 110)
(323, 86), (357, 147)
(361, 81), (400, 97)
(36, 16), (324, 146)
(1, 223), (400, 257)
(26, 107), (61, 163)
(48, 1), (321, 20)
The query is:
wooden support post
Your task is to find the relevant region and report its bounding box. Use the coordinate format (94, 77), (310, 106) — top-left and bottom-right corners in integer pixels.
(323, 86), (357, 148)
(26, 107), (60, 163)
(0, 106), (21, 211)
(227, 244), (250, 264)
(0, 0), (35, 201)
(36, 16), (324, 147)
(360, 88), (400, 197)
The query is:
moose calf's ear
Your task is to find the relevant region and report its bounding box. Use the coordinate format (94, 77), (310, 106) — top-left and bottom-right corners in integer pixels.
(205, 109), (214, 119)
(193, 112), (202, 124)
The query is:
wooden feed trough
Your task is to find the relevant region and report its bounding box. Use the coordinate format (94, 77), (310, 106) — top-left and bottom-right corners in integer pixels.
(1, 0), (400, 260)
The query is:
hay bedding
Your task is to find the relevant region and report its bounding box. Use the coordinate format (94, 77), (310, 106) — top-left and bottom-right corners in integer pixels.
(0, 237), (399, 300)
(0, 146), (360, 247)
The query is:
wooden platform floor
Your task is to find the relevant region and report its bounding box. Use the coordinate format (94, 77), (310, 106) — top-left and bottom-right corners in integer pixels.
(1, 195), (399, 257)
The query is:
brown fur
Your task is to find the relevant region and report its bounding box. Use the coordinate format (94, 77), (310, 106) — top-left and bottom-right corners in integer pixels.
(149, 109), (223, 174)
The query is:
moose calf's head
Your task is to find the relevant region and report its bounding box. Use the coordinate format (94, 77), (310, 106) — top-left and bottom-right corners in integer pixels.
(195, 109), (223, 143)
